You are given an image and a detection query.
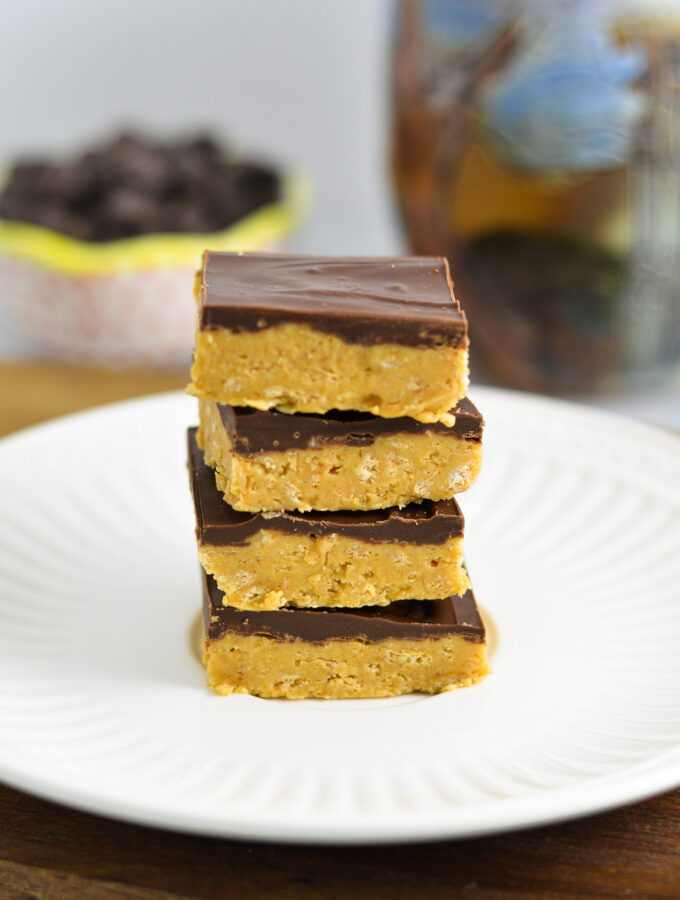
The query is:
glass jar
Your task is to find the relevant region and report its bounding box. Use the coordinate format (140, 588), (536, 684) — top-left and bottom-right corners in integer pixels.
(392, 0), (680, 394)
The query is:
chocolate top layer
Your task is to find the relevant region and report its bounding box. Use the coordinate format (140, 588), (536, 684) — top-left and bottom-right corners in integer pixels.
(188, 429), (464, 545)
(218, 397), (483, 455)
(203, 570), (484, 644)
(199, 252), (467, 348)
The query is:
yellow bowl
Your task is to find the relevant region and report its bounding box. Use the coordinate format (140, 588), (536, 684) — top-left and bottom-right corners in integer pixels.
(0, 175), (308, 366)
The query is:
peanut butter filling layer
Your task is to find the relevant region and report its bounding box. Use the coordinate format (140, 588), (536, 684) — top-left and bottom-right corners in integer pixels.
(203, 632), (488, 699)
(199, 530), (468, 610)
(189, 324), (469, 424)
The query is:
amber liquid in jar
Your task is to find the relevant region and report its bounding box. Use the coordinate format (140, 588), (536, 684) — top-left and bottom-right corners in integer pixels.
(392, 0), (680, 394)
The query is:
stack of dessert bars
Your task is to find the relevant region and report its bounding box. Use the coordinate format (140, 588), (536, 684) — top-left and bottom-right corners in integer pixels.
(187, 251), (489, 699)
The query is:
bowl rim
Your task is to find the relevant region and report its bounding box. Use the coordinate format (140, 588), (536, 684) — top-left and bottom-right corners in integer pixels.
(0, 174), (309, 276)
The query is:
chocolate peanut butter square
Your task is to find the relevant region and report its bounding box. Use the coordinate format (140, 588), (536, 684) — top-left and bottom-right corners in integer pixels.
(188, 252), (469, 423)
(197, 397), (483, 512)
(202, 570), (488, 699)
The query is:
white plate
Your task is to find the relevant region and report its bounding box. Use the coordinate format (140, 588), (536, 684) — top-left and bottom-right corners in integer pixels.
(0, 387), (679, 845)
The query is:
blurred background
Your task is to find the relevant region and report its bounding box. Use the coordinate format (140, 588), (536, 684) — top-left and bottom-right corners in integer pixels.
(1, 0), (679, 430)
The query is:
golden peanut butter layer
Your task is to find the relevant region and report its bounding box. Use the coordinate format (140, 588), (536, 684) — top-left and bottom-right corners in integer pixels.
(187, 252), (469, 423)
(189, 325), (469, 423)
(200, 531), (468, 611)
(197, 398), (483, 512)
(188, 429), (469, 609)
(202, 573), (489, 700)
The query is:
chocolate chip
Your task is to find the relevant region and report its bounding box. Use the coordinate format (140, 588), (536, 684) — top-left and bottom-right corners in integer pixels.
(0, 132), (280, 241)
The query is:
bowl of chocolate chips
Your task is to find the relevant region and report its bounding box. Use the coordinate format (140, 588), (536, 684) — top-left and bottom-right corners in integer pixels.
(0, 133), (305, 366)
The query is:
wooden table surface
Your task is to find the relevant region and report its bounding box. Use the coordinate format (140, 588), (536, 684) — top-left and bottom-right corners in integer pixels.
(1, 360), (679, 900)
